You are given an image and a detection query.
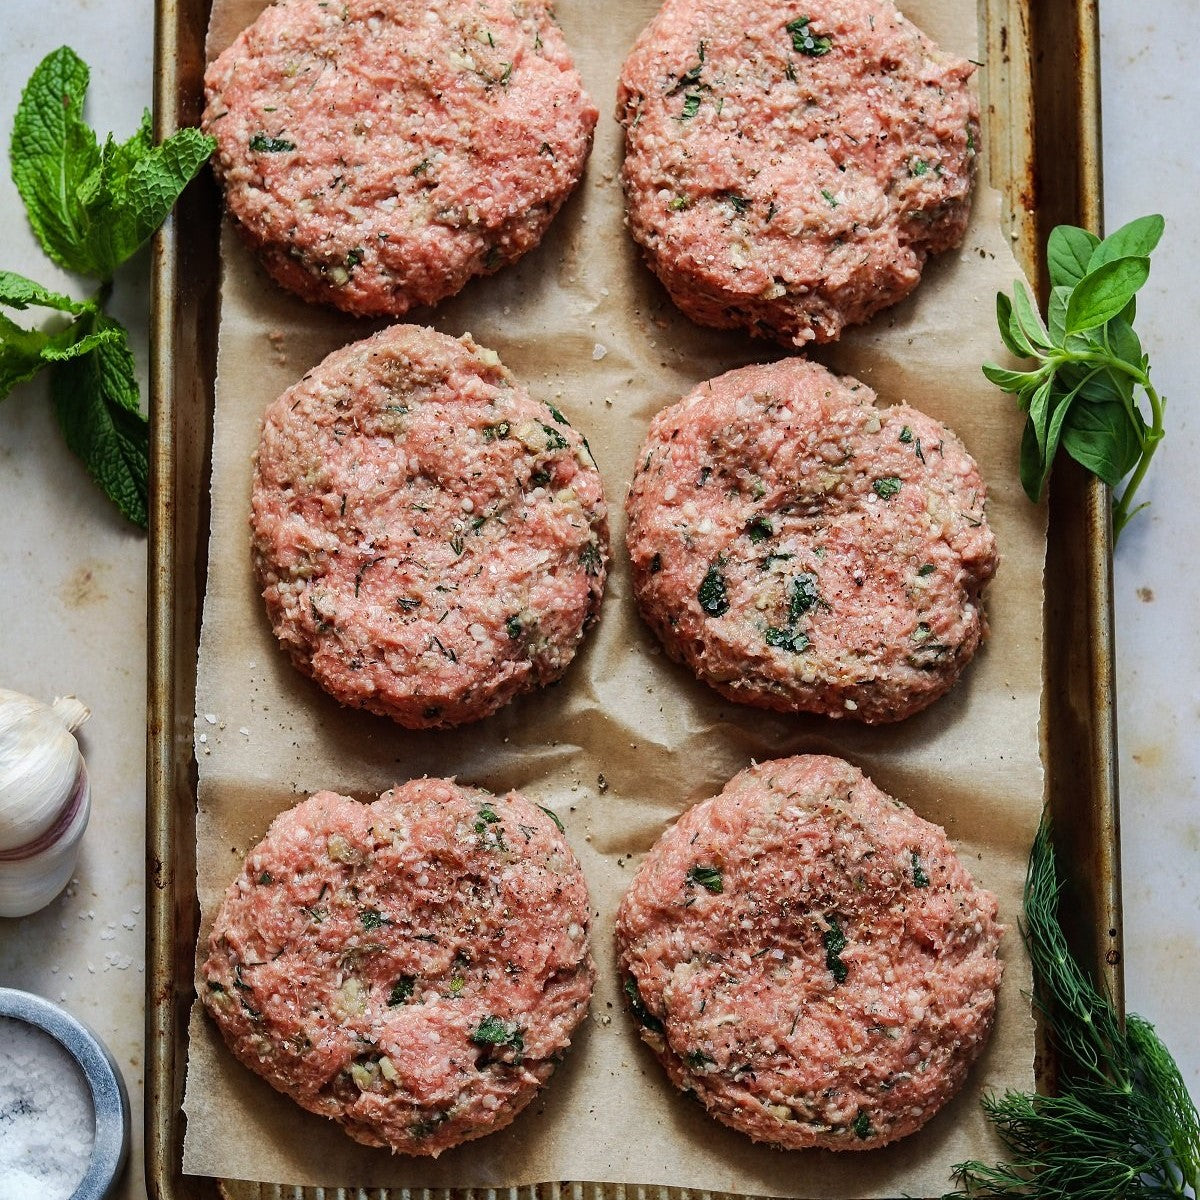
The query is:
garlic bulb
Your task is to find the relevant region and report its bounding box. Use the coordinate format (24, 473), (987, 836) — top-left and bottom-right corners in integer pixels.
(0, 689), (91, 918)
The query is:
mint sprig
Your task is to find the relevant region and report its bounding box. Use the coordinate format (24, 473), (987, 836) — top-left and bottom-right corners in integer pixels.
(1, 46), (214, 527)
(984, 215), (1166, 542)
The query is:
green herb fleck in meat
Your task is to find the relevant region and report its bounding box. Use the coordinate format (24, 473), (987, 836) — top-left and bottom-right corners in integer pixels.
(482, 421), (510, 441)
(344, 246), (363, 269)
(540, 422), (568, 450)
(474, 805), (501, 834)
(698, 563), (729, 616)
(547, 403), (570, 425)
(853, 1110), (873, 1139)
(679, 92), (702, 121)
(746, 515), (774, 543)
(873, 476), (902, 499)
(448, 976), (465, 995)
(411, 157), (431, 176)
(499, 61), (512, 86)
(821, 188), (838, 207)
(506, 615), (522, 639)
(360, 908), (388, 931)
(909, 158), (929, 177)
(668, 195), (689, 211)
(765, 626), (811, 654)
(537, 804), (565, 833)
(249, 133), (296, 152)
(727, 193), (750, 215)
(257, 871), (273, 885)
(918, 562), (936, 577)
(650, 552), (663, 574)
(687, 1049), (716, 1070)
(624, 976), (664, 1034)
(388, 975), (416, 1005)
(899, 425), (914, 444)
(580, 541), (603, 576)
(766, 200), (779, 222)
(823, 917), (849, 984)
(912, 853), (931, 888)
(788, 572), (820, 620)
(687, 864), (723, 894)
(786, 16), (833, 56)
(470, 1015), (524, 1055)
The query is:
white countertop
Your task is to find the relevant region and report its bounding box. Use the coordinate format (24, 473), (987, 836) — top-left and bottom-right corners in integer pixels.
(0, 3), (1196, 1197)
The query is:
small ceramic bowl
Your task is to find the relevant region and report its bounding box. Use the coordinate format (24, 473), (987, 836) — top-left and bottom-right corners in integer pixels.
(0, 987), (130, 1199)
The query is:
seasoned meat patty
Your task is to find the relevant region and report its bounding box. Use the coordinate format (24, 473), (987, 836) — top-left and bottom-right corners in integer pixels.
(625, 357), (997, 723)
(251, 324), (608, 729)
(202, 781), (595, 1156)
(204, 0), (597, 316)
(616, 754), (1004, 1151)
(618, 0), (978, 345)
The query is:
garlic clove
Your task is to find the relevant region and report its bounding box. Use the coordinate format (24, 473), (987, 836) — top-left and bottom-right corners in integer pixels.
(0, 688), (92, 918)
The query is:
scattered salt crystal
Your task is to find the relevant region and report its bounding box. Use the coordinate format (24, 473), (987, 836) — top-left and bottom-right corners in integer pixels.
(204, 713), (217, 725)
(592, 343), (607, 360)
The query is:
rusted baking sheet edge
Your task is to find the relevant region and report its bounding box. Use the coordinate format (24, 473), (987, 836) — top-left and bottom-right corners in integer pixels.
(146, 0), (1121, 1196)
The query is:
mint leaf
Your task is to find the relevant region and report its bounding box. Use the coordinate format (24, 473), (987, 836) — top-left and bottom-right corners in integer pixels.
(10, 47), (102, 276)
(11, 47), (213, 281)
(50, 310), (148, 526)
(0, 274), (116, 400)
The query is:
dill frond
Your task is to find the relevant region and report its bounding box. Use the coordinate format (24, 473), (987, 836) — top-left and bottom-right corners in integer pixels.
(945, 820), (1200, 1198)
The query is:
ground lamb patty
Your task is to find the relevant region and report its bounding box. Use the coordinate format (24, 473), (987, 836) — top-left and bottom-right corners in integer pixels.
(618, 0), (978, 346)
(616, 754), (1003, 1151)
(204, 0), (597, 316)
(625, 357), (996, 723)
(251, 324), (608, 729)
(202, 780), (594, 1156)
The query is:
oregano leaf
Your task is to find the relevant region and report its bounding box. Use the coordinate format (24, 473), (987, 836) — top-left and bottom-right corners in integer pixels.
(1046, 224), (1099, 288)
(1065, 256), (1150, 334)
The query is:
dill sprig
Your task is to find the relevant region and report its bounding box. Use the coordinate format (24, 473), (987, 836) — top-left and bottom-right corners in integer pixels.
(947, 821), (1200, 1198)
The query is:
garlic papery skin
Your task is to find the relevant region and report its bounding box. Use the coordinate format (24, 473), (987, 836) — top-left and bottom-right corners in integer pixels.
(0, 689), (92, 918)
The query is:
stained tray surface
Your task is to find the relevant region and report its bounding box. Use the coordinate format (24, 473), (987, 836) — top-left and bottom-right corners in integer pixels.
(147, 0), (1120, 1197)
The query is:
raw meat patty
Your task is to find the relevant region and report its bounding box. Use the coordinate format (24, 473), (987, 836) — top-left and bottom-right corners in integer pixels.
(204, 0), (597, 316)
(202, 780), (595, 1156)
(618, 0), (979, 345)
(252, 324), (608, 728)
(616, 754), (1003, 1150)
(625, 357), (996, 723)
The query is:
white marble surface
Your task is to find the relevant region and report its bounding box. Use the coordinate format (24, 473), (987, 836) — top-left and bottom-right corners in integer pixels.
(0, 3), (1195, 1197)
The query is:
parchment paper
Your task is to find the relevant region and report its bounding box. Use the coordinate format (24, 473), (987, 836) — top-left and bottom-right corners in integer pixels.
(183, 1), (1045, 1194)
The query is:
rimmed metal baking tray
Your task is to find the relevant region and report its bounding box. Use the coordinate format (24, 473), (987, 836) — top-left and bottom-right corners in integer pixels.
(146, 0), (1121, 1195)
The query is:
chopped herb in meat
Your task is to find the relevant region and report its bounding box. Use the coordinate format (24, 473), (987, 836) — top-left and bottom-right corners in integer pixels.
(899, 425), (914, 443)
(687, 1049), (716, 1070)
(823, 917), (849, 984)
(249, 133), (296, 152)
(853, 1110), (872, 1139)
(623, 975), (664, 1034)
(686, 864), (724, 894)
(474, 806), (501, 833)
(698, 564), (729, 616)
(821, 188), (838, 207)
(470, 1015), (524, 1055)
(788, 572), (820, 620)
(547, 403), (570, 425)
(746, 515), (774, 543)
(873, 476), (902, 499)
(540, 422), (568, 450)
(580, 541), (603, 576)
(649, 552), (663, 574)
(918, 563), (936, 577)
(481, 421), (510, 441)
(388, 975), (416, 1005)
(360, 908), (388, 931)
(257, 871), (273, 885)
(765, 626), (811, 654)
(911, 852), (931, 888)
(506, 615), (522, 639)
(537, 804), (565, 832)
(679, 92), (702, 120)
(785, 16), (833, 56)
(727, 193), (750, 215)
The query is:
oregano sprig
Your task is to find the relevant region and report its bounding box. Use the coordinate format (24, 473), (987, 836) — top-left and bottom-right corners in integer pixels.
(984, 215), (1166, 542)
(1, 46), (214, 527)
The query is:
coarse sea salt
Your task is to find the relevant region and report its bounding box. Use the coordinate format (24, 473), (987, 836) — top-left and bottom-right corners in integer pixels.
(0, 1015), (95, 1200)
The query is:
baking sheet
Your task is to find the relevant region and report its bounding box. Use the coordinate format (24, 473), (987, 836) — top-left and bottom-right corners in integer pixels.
(181, 1), (1045, 1194)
